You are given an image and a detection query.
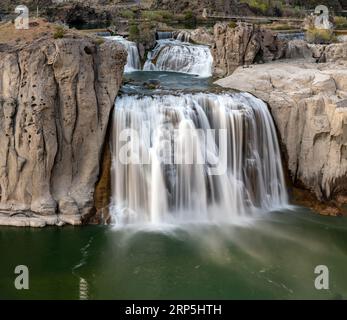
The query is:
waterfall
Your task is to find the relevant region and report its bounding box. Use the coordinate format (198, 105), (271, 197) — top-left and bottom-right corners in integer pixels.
(143, 39), (213, 77)
(104, 36), (141, 72)
(174, 31), (191, 43)
(110, 92), (288, 225)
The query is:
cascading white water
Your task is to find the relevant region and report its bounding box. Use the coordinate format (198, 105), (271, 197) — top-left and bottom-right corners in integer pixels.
(110, 92), (288, 225)
(174, 31), (191, 43)
(143, 39), (213, 77)
(104, 36), (141, 72)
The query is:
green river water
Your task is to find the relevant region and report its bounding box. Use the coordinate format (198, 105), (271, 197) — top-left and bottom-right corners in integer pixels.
(1, 207), (347, 300)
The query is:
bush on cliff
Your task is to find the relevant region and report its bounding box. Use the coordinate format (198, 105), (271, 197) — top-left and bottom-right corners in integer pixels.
(183, 11), (197, 29)
(306, 28), (337, 44)
(53, 26), (66, 39)
(141, 10), (173, 22)
(120, 9), (136, 20)
(128, 23), (140, 42)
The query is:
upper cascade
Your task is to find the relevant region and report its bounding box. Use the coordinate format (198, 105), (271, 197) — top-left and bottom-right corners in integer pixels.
(143, 39), (213, 77)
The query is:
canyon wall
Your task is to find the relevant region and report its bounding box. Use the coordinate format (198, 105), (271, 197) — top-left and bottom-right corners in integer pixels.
(0, 30), (126, 226)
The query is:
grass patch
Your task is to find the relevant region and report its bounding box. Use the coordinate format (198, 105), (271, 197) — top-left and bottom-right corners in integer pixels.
(182, 11), (197, 29)
(240, 0), (269, 15)
(53, 26), (66, 39)
(141, 10), (173, 22)
(94, 37), (105, 46)
(128, 23), (140, 41)
(228, 22), (237, 29)
(334, 16), (347, 29)
(306, 28), (337, 44)
(120, 9), (136, 20)
(269, 23), (295, 31)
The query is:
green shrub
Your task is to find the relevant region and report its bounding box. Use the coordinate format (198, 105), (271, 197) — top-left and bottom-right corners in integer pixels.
(128, 21), (156, 47)
(53, 26), (66, 39)
(120, 9), (135, 20)
(306, 28), (337, 44)
(240, 0), (268, 14)
(270, 23), (292, 31)
(183, 10), (197, 29)
(141, 10), (173, 21)
(160, 11), (174, 20)
(128, 24), (140, 41)
(142, 10), (162, 21)
(228, 22), (237, 29)
(94, 37), (105, 46)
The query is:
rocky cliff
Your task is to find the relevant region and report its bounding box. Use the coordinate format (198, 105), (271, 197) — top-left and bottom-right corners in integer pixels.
(216, 55), (347, 215)
(212, 23), (286, 77)
(0, 21), (127, 227)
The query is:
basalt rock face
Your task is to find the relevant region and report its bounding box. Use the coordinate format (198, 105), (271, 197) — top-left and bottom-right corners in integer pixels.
(212, 23), (287, 77)
(0, 35), (126, 226)
(216, 60), (347, 212)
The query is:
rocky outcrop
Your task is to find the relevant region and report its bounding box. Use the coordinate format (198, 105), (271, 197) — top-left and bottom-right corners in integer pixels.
(216, 60), (347, 213)
(172, 29), (210, 44)
(212, 22), (286, 77)
(0, 29), (126, 226)
(284, 41), (347, 63)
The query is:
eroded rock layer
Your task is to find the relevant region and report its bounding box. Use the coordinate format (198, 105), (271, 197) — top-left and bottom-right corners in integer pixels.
(0, 34), (126, 226)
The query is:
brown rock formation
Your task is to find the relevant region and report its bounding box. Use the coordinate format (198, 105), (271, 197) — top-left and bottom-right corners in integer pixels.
(0, 23), (127, 226)
(212, 22), (286, 77)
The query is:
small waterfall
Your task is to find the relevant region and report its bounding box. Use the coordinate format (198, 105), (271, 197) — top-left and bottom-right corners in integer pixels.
(104, 36), (141, 73)
(110, 92), (288, 225)
(156, 31), (173, 40)
(143, 39), (213, 77)
(174, 31), (191, 43)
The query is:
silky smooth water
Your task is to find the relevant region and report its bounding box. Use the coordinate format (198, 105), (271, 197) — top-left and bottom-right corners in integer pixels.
(111, 92), (287, 225)
(1, 208), (347, 300)
(144, 39), (213, 77)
